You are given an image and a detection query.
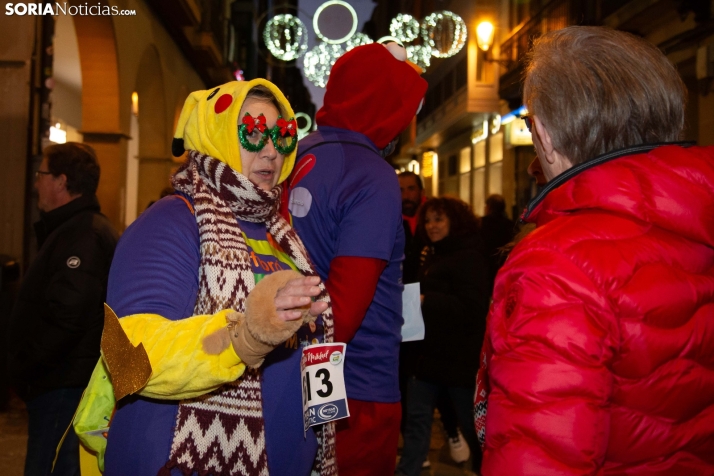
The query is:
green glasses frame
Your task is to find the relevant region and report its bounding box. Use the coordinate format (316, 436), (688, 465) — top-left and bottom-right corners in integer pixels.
(238, 113), (298, 155)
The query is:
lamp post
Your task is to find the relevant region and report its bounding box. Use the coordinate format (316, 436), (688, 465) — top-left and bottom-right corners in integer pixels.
(476, 20), (510, 68)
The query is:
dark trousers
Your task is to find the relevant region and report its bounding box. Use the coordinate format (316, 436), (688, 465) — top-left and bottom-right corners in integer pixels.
(24, 387), (83, 476)
(396, 377), (482, 476)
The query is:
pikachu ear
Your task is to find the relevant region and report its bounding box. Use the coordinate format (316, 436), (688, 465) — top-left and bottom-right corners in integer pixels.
(172, 90), (204, 157)
(171, 138), (185, 157)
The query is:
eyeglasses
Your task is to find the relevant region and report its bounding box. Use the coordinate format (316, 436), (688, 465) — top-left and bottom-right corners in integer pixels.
(238, 113), (298, 155)
(35, 170), (53, 178)
(522, 115), (533, 133)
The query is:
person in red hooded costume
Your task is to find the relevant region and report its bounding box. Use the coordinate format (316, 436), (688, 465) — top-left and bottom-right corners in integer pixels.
(476, 26), (714, 475)
(287, 42), (427, 476)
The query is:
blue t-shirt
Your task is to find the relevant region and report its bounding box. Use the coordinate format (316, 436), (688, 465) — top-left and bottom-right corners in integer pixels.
(104, 194), (320, 476)
(289, 127), (405, 402)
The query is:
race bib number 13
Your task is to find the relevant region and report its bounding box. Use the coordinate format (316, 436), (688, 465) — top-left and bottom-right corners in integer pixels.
(301, 343), (349, 431)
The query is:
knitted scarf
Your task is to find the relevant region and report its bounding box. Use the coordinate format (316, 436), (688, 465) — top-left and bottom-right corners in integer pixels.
(162, 150), (337, 476)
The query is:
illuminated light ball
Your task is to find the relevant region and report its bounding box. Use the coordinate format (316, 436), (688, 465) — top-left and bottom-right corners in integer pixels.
(303, 43), (345, 88)
(313, 0), (358, 45)
(263, 14), (308, 61)
(406, 45), (432, 72)
(345, 32), (373, 51)
(421, 11), (467, 58)
(389, 14), (420, 44)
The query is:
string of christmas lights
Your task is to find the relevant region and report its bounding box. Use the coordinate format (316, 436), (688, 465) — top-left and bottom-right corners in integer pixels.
(421, 11), (467, 59)
(389, 14), (420, 43)
(345, 32), (373, 51)
(303, 43), (345, 88)
(263, 14), (308, 61)
(406, 45), (432, 72)
(262, 4), (469, 87)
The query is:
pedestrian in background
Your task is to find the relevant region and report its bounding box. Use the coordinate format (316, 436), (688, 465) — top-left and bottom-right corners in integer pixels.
(397, 197), (489, 476)
(398, 172), (471, 468)
(478, 26), (714, 475)
(480, 194), (515, 293)
(399, 171), (426, 284)
(7, 142), (118, 476)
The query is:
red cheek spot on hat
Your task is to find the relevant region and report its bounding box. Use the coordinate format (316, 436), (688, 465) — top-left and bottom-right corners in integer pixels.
(214, 94), (233, 114)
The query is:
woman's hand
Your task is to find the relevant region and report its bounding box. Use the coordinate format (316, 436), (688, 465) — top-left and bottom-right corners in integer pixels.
(274, 275), (329, 321)
(231, 272), (328, 368)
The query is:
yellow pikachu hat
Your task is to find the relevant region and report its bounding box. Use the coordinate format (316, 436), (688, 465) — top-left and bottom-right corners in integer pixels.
(172, 79), (297, 184)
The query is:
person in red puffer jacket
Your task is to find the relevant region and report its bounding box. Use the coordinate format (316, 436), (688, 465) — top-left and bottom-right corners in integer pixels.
(478, 26), (714, 475)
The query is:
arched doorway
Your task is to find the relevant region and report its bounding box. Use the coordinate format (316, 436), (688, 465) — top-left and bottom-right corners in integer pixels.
(72, 13), (125, 231)
(134, 45), (170, 214)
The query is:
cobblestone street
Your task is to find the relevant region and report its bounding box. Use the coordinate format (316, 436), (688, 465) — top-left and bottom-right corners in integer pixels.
(0, 393), (476, 476)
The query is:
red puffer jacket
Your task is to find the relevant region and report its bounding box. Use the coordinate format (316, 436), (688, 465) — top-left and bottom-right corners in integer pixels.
(481, 144), (714, 475)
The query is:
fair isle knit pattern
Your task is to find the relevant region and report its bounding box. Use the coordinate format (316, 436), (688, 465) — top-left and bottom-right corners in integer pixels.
(163, 151), (337, 476)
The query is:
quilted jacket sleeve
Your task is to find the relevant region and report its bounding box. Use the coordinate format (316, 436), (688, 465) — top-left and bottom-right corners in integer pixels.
(482, 244), (619, 475)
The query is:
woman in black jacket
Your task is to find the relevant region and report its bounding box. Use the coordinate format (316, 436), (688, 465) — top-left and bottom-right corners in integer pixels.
(396, 197), (490, 476)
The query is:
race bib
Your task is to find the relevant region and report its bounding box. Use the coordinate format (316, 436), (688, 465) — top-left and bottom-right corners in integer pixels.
(301, 343), (349, 431)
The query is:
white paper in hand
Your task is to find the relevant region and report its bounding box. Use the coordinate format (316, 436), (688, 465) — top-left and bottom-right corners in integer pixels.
(401, 282), (425, 342)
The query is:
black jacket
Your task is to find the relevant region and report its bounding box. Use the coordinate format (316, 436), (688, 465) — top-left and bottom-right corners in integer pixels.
(7, 195), (118, 401)
(402, 219), (426, 285)
(413, 234), (490, 388)
(481, 214), (516, 292)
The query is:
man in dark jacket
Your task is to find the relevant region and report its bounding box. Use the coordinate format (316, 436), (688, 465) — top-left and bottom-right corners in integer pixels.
(7, 142), (118, 476)
(398, 171), (425, 285)
(481, 194), (515, 293)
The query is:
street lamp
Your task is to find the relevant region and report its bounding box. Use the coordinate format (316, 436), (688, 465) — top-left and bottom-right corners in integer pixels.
(475, 21), (511, 67)
(476, 21), (495, 51)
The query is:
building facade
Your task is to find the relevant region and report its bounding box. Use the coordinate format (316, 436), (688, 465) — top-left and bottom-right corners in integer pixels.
(495, 0), (714, 219)
(384, 0), (714, 221)
(1, 0), (239, 268)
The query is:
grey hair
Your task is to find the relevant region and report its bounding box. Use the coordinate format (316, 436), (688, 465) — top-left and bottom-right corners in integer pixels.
(523, 26), (686, 165)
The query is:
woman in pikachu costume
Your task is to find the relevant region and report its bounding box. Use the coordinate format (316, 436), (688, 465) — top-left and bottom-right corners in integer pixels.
(89, 80), (338, 476)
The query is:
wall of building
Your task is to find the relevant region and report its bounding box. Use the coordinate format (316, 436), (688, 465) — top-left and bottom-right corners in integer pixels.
(103, 0), (206, 225)
(1, 0), (209, 270)
(0, 15), (35, 263)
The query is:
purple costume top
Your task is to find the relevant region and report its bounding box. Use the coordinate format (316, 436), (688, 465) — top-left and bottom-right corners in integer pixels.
(289, 127), (404, 403)
(104, 195), (320, 476)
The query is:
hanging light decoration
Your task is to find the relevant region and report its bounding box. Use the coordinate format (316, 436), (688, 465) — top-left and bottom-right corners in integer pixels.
(406, 45), (432, 72)
(263, 3), (471, 87)
(345, 32), (373, 51)
(263, 14), (309, 61)
(390, 14), (420, 44)
(313, 0), (358, 44)
(421, 11), (467, 58)
(303, 43), (345, 87)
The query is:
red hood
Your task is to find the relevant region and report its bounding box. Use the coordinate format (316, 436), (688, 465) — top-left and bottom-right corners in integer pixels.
(527, 145), (714, 247)
(316, 43), (428, 149)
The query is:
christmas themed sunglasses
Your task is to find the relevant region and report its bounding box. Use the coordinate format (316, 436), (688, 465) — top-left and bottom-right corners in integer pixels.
(238, 112), (298, 155)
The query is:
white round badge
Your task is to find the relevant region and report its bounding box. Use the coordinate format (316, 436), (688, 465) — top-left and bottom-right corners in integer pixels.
(330, 351), (343, 365)
(66, 256), (81, 268)
(289, 187), (313, 218)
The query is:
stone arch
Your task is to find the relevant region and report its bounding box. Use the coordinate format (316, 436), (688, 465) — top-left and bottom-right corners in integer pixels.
(134, 45), (170, 213)
(72, 13), (125, 230)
